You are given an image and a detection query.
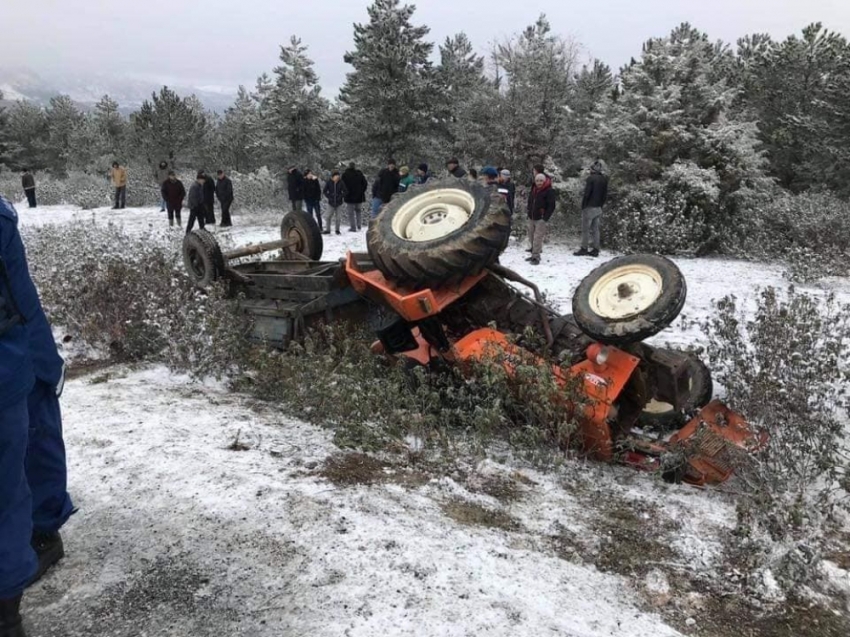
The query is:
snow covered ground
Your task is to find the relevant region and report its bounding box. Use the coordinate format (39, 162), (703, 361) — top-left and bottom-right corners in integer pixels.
(15, 204), (850, 636)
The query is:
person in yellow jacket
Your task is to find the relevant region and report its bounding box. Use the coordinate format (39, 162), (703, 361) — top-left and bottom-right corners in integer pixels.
(110, 162), (127, 210)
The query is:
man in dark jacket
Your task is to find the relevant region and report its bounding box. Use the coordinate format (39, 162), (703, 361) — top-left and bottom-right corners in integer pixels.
(446, 157), (467, 179)
(415, 163), (430, 185)
(155, 161), (169, 211)
(160, 171), (186, 228)
(287, 166), (305, 213)
(575, 161), (609, 257)
(303, 170), (322, 227)
(526, 173), (556, 265)
(186, 172), (207, 233)
(215, 170), (234, 227)
(376, 159), (400, 204)
(202, 172), (216, 225)
(323, 170), (348, 234)
(1, 195), (74, 637)
(341, 162), (368, 231)
(20, 170), (36, 209)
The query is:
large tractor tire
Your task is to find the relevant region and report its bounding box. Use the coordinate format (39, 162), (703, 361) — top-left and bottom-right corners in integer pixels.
(280, 212), (323, 260)
(638, 350), (713, 432)
(571, 254), (687, 346)
(183, 229), (225, 288)
(367, 178), (511, 289)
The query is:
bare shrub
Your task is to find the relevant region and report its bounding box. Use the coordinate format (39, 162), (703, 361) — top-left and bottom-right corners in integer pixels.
(701, 287), (850, 593)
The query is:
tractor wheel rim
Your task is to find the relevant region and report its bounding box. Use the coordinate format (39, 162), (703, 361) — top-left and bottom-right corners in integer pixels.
(286, 227), (305, 253)
(588, 264), (663, 320)
(391, 189), (474, 242)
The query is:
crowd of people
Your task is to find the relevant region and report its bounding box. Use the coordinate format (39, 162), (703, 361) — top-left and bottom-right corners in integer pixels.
(17, 157), (608, 258)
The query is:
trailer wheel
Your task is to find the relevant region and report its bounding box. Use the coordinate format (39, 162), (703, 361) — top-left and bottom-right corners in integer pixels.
(638, 351), (713, 432)
(280, 212), (323, 260)
(572, 254), (686, 345)
(367, 178), (510, 289)
(183, 229), (225, 288)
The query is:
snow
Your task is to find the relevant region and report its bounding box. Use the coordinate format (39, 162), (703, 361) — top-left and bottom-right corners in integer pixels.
(16, 204), (850, 635)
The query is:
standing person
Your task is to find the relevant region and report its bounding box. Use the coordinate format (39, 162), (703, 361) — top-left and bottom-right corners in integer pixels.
(498, 169), (516, 216)
(1, 195), (74, 637)
(370, 178), (383, 220)
(376, 159), (400, 205)
(155, 161), (170, 212)
(341, 162), (367, 231)
(446, 157), (467, 179)
(202, 172), (216, 225)
(215, 170), (234, 228)
(110, 162), (127, 209)
(160, 171), (186, 228)
(322, 170), (348, 235)
(398, 166), (415, 193)
(526, 172), (556, 265)
(303, 170), (322, 227)
(20, 170), (36, 209)
(287, 166), (305, 213)
(575, 161), (609, 258)
(186, 172), (207, 233)
(415, 163), (430, 185)
(481, 166), (499, 187)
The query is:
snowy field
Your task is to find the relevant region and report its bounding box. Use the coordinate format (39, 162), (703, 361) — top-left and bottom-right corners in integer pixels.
(15, 203), (850, 637)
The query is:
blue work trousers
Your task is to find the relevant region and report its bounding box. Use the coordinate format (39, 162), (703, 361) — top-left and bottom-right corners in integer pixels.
(0, 380), (74, 598)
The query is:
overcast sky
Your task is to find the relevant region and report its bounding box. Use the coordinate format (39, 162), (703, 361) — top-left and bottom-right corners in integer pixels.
(1, 0), (848, 93)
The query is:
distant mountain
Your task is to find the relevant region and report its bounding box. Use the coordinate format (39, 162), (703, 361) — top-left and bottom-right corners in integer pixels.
(0, 66), (239, 114)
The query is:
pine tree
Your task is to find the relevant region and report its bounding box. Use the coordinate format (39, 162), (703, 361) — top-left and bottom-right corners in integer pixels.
(217, 86), (263, 172)
(339, 0), (435, 163)
(0, 91), (9, 167)
(93, 95), (126, 157)
(493, 14), (580, 170)
(6, 101), (50, 171)
(263, 36), (329, 168)
(44, 95), (84, 175)
(435, 33), (497, 164)
(131, 86), (208, 168)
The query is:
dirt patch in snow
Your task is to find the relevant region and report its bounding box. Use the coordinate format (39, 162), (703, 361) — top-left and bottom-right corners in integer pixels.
(441, 499), (522, 532)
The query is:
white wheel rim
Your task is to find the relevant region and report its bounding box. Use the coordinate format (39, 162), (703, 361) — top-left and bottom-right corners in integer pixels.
(390, 189), (474, 242)
(588, 264), (663, 320)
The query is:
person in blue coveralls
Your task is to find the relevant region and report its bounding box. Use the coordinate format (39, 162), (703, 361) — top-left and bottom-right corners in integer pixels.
(0, 195), (74, 637)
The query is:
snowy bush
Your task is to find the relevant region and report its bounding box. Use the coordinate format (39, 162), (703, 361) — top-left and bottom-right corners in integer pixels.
(21, 222), (247, 366)
(739, 191), (850, 282)
(701, 287), (850, 594)
(227, 167), (285, 211)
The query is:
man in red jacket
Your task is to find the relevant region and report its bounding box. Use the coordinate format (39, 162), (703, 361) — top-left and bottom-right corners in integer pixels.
(526, 172), (556, 265)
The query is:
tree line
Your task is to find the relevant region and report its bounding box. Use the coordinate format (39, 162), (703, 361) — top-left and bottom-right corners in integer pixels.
(0, 0), (847, 204)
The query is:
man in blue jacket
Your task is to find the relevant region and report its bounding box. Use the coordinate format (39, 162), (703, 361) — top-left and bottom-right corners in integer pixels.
(0, 196), (74, 637)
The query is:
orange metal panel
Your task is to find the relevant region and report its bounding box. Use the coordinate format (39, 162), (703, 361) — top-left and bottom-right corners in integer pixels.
(344, 252), (486, 322)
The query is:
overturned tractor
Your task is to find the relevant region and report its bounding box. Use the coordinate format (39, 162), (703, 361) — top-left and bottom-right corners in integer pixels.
(182, 178), (764, 486)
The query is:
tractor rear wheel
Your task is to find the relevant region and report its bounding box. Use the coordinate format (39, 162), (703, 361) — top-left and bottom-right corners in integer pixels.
(367, 178), (511, 289)
(571, 254), (687, 346)
(183, 229), (225, 288)
(638, 350), (713, 432)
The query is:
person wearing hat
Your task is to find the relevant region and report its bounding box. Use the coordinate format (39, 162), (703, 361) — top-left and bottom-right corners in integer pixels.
(398, 166), (416, 193)
(481, 166), (499, 187)
(303, 170), (323, 228)
(575, 160), (608, 257)
(498, 169), (516, 215)
(286, 166), (305, 213)
(186, 171), (208, 233)
(415, 163), (430, 185)
(526, 172), (556, 265)
(202, 171), (216, 225)
(446, 157), (467, 179)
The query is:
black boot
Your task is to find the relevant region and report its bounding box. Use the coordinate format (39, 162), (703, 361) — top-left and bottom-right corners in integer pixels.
(573, 248), (589, 256)
(0, 595), (26, 637)
(588, 249), (599, 257)
(27, 531), (64, 588)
